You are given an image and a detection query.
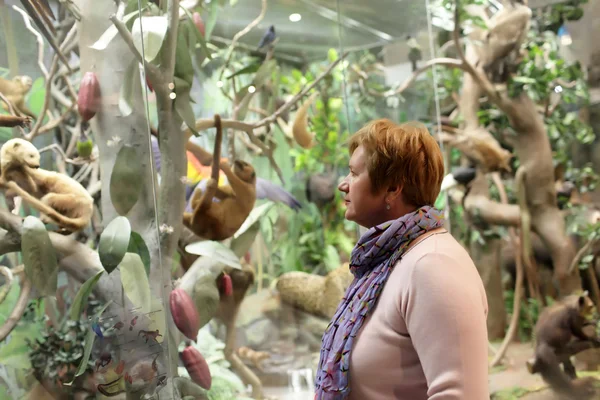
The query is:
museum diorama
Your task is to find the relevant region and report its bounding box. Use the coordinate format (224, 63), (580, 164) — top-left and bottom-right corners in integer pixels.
(0, 0), (599, 398)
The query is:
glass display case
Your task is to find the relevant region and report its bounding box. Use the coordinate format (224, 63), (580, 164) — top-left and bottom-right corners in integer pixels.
(0, 0), (599, 399)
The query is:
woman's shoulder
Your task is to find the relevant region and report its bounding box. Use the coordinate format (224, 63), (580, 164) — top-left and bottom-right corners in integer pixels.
(394, 231), (482, 292)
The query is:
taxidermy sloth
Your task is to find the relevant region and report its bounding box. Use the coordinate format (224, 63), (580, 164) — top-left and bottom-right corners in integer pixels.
(0, 138), (94, 233)
(527, 291), (600, 399)
(0, 75), (37, 119)
(182, 115), (258, 241)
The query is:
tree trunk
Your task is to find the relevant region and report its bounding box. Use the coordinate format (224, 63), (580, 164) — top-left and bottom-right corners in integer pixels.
(504, 94), (581, 295)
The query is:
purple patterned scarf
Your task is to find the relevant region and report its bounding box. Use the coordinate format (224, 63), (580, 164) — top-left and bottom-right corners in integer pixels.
(314, 205), (445, 399)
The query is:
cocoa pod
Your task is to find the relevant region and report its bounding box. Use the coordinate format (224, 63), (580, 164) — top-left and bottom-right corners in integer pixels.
(181, 345), (211, 390)
(222, 273), (233, 297)
(146, 76), (153, 92)
(77, 71), (101, 122)
(192, 12), (205, 37)
(170, 288), (200, 341)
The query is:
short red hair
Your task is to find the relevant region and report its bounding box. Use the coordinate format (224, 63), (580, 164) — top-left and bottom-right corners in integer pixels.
(348, 119), (444, 207)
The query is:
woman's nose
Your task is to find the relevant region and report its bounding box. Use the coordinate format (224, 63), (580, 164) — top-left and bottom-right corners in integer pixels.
(338, 176), (349, 192)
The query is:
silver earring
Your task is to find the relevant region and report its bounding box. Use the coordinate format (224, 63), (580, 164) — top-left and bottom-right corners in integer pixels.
(386, 203), (391, 210)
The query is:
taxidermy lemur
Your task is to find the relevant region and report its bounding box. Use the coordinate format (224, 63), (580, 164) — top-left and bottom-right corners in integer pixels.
(182, 114), (257, 241)
(0, 138), (94, 233)
(0, 75), (37, 119)
(527, 291), (600, 399)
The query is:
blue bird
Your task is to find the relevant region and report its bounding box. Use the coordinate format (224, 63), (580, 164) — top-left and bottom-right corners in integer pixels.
(257, 25), (276, 50)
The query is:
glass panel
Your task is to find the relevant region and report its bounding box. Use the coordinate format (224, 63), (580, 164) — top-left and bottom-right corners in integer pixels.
(0, 0), (175, 398)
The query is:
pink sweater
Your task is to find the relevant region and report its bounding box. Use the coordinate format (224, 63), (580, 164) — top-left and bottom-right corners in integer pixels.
(346, 230), (489, 400)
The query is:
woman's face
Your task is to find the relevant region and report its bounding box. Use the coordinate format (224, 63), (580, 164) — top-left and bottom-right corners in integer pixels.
(338, 145), (388, 228)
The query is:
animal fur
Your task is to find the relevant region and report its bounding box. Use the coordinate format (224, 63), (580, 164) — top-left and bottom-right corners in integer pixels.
(527, 292), (600, 399)
(0, 138), (94, 233)
(0, 75), (36, 119)
(182, 115), (257, 241)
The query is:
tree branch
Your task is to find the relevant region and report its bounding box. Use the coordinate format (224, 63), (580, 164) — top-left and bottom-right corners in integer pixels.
(0, 276), (31, 342)
(217, 0), (267, 85)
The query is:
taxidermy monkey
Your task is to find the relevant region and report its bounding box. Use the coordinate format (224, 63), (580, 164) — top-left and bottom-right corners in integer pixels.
(472, 0), (532, 81)
(292, 92), (319, 149)
(527, 292), (600, 399)
(0, 75), (37, 119)
(183, 115), (257, 241)
(0, 138), (94, 233)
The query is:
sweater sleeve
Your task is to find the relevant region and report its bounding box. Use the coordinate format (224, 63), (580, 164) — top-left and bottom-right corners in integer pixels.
(402, 252), (489, 400)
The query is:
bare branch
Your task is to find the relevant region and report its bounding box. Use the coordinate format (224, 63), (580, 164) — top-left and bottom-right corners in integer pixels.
(0, 276), (32, 342)
(164, 0), (181, 82)
(11, 5), (48, 76)
(254, 52), (348, 129)
(217, 0), (267, 84)
(25, 57), (59, 140)
(568, 237), (599, 275)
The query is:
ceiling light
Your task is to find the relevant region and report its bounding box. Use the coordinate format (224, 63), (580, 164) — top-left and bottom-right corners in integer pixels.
(248, 85), (256, 93)
(289, 13), (302, 22)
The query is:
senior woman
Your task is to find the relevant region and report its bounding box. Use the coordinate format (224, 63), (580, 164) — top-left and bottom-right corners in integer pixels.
(314, 119), (489, 400)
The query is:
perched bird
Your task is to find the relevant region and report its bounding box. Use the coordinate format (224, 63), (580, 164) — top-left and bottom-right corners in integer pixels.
(406, 35), (422, 72)
(257, 25), (276, 50)
(440, 166), (477, 192)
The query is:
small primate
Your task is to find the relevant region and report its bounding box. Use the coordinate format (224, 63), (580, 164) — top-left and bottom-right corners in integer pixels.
(0, 75), (37, 119)
(471, 0), (532, 82)
(527, 291), (600, 399)
(183, 114), (257, 241)
(0, 138), (94, 233)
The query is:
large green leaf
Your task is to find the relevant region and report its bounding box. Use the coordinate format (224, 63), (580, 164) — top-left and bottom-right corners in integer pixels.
(323, 244), (341, 271)
(110, 145), (144, 215)
(119, 253), (151, 314)
(174, 21), (195, 88)
(118, 60), (138, 118)
(179, 5), (212, 61)
(185, 241), (242, 270)
(204, 1), (219, 41)
(98, 216), (132, 273)
(127, 231), (151, 277)
(89, 10), (141, 51)
(131, 15), (169, 63)
(68, 270), (104, 321)
(21, 216), (58, 297)
(64, 301), (112, 386)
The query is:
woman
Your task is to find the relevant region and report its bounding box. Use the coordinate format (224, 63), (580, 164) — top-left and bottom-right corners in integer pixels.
(314, 119), (489, 400)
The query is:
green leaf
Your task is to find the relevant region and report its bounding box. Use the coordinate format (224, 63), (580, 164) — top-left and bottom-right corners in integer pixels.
(21, 216), (58, 297)
(0, 324), (40, 369)
(89, 10), (141, 51)
(120, 253), (151, 314)
(110, 144), (144, 215)
(179, 5), (212, 61)
(204, 1), (219, 41)
(98, 216), (132, 273)
(127, 231), (151, 277)
(64, 301), (112, 385)
(511, 76), (537, 84)
(174, 21), (195, 88)
(252, 59), (277, 87)
(327, 48), (339, 63)
(185, 240), (242, 270)
(226, 62), (262, 80)
(174, 90), (199, 136)
(68, 270), (104, 321)
(118, 60), (139, 117)
(131, 15), (169, 62)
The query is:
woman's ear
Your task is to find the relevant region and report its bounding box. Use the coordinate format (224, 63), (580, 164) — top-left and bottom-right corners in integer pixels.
(386, 185), (402, 202)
